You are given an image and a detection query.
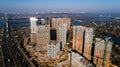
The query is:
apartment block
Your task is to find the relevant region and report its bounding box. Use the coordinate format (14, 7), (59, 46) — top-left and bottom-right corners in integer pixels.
(72, 25), (85, 54)
(83, 28), (93, 60)
(30, 17), (38, 43)
(36, 24), (50, 52)
(30, 17), (38, 34)
(48, 40), (60, 59)
(51, 18), (71, 30)
(57, 23), (67, 49)
(94, 38), (112, 67)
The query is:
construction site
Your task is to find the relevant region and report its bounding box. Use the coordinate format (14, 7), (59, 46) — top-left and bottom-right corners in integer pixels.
(17, 17), (118, 67)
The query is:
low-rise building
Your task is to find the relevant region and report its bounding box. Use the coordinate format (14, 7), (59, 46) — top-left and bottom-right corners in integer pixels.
(68, 51), (93, 67)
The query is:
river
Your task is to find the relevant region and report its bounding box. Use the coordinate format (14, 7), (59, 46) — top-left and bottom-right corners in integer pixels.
(0, 20), (120, 46)
(102, 33), (120, 46)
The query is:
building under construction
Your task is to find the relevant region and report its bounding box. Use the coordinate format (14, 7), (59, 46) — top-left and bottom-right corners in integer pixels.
(72, 25), (93, 60)
(51, 18), (71, 31)
(36, 24), (50, 53)
(57, 23), (67, 49)
(94, 38), (113, 67)
(72, 26), (85, 54)
(29, 17), (38, 43)
(29, 17), (50, 53)
(83, 27), (93, 60)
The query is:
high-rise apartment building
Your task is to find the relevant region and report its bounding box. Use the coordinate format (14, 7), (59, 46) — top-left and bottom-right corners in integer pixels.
(51, 18), (71, 31)
(72, 25), (93, 60)
(30, 17), (38, 43)
(94, 38), (112, 66)
(30, 17), (38, 34)
(72, 26), (85, 54)
(36, 24), (50, 52)
(57, 23), (67, 49)
(40, 18), (46, 24)
(29, 17), (50, 53)
(83, 28), (93, 60)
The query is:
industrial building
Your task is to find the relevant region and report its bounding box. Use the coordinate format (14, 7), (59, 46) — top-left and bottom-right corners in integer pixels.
(72, 25), (85, 54)
(48, 40), (60, 59)
(94, 38), (113, 67)
(51, 18), (71, 31)
(83, 28), (93, 60)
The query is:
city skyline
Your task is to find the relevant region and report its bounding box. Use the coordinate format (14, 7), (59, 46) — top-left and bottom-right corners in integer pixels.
(0, 0), (120, 13)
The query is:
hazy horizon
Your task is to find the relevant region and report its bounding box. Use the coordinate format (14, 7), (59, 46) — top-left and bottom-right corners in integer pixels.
(0, 0), (120, 13)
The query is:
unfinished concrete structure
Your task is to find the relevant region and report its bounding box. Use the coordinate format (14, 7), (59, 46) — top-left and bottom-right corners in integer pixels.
(83, 28), (93, 60)
(72, 26), (85, 54)
(68, 51), (93, 67)
(48, 40), (60, 59)
(94, 38), (112, 67)
(51, 18), (71, 31)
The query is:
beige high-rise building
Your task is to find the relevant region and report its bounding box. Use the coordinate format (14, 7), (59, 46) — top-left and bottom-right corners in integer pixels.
(94, 38), (112, 67)
(36, 24), (50, 52)
(83, 28), (93, 60)
(29, 17), (50, 52)
(72, 26), (85, 54)
(51, 18), (71, 31)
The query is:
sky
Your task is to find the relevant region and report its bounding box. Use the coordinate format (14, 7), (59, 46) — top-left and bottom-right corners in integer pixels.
(0, 0), (120, 13)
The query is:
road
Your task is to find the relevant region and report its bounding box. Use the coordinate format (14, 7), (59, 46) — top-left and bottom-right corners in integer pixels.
(9, 27), (36, 67)
(1, 14), (30, 67)
(1, 14), (36, 67)
(2, 28), (15, 67)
